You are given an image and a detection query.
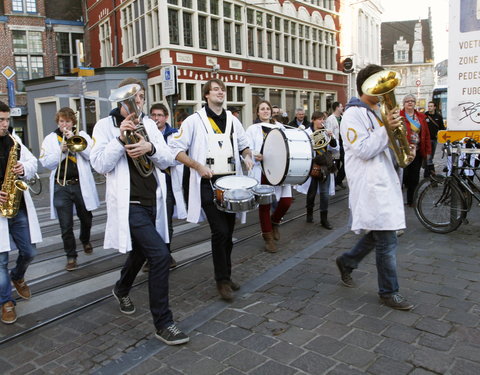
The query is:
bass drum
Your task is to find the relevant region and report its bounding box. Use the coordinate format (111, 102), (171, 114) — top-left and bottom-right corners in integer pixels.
(261, 128), (313, 186)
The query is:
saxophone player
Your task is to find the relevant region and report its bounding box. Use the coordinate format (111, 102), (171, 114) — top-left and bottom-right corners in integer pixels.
(0, 101), (42, 324)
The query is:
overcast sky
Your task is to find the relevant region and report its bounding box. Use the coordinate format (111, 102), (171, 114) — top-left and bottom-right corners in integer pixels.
(380, 0), (449, 63)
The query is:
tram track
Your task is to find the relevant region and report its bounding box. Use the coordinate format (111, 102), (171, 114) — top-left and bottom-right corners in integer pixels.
(0, 191), (349, 347)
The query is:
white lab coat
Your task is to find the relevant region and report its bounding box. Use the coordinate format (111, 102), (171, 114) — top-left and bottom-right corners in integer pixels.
(340, 105), (405, 233)
(245, 122), (292, 199)
(295, 127), (337, 196)
(325, 114), (341, 159)
(90, 116), (173, 253)
(39, 130), (100, 219)
(0, 134), (42, 252)
(168, 108), (250, 223)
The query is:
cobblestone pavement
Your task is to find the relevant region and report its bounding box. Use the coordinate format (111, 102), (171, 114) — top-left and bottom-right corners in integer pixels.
(2, 187), (480, 374)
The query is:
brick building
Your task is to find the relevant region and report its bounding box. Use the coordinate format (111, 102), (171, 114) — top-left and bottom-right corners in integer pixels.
(84, 0), (348, 126)
(0, 0), (83, 145)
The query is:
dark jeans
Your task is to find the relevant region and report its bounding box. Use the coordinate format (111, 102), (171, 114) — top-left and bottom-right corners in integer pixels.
(403, 153), (422, 205)
(0, 207), (37, 305)
(115, 204), (173, 331)
(201, 179), (236, 282)
(307, 174), (330, 212)
(335, 144), (345, 185)
(53, 183), (92, 259)
(424, 139), (437, 177)
(339, 230), (399, 296)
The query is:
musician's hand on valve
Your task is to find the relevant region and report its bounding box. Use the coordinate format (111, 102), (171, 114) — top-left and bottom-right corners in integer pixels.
(119, 113), (137, 143)
(0, 191), (7, 204)
(124, 133), (151, 158)
(12, 162), (24, 176)
(386, 108), (403, 131)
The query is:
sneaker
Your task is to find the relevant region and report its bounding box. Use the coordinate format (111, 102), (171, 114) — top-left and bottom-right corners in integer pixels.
(12, 278), (31, 300)
(1, 301), (17, 324)
(380, 294), (414, 311)
(155, 324), (189, 345)
(112, 288), (136, 314)
(83, 242), (93, 255)
(335, 256), (355, 288)
(65, 258), (78, 271)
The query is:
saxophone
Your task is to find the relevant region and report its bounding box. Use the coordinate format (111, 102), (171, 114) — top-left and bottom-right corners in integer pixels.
(0, 133), (29, 218)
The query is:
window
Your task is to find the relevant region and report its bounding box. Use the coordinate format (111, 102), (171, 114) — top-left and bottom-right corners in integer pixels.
(13, 30), (44, 91)
(99, 21), (112, 66)
(183, 13), (193, 46)
(168, 9), (179, 45)
(198, 16), (207, 49)
(12, 0), (37, 12)
(56, 32), (83, 74)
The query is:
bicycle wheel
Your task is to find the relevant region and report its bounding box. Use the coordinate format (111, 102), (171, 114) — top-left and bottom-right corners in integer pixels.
(414, 177), (467, 233)
(28, 173), (42, 195)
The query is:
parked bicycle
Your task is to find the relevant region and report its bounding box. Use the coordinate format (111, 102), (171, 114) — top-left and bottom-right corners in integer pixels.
(27, 172), (42, 196)
(413, 139), (480, 233)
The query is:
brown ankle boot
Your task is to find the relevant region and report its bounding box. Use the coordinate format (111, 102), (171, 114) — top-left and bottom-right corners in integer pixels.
(262, 232), (277, 253)
(271, 218), (280, 240)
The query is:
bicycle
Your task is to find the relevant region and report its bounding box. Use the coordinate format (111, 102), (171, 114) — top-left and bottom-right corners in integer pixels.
(27, 173), (42, 196)
(413, 140), (480, 233)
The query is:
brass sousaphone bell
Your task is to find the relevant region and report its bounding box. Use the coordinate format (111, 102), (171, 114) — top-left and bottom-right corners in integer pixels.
(361, 70), (412, 168)
(108, 84), (154, 178)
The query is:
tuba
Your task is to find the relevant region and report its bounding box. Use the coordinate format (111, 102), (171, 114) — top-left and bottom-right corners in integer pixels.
(310, 128), (331, 150)
(108, 84), (154, 178)
(0, 133), (29, 218)
(56, 127), (88, 186)
(361, 70), (412, 168)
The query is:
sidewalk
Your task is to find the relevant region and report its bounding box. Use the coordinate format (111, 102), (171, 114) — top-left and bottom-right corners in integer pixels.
(96, 204), (480, 374)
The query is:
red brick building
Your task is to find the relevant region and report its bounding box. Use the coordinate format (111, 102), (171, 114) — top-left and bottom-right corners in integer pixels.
(85, 0), (347, 126)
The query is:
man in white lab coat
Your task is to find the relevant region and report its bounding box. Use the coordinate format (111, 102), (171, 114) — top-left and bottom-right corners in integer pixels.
(336, 64), (415, 311)
(169, 79), (254, 302)
(90, 78), (188, 345)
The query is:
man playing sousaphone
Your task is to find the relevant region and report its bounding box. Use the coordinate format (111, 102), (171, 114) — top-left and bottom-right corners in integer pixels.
(40, 107), (99, 271)
(169, 78), (254, 301)
(0, 101), (42, 324)
(335, 64), (416, 311)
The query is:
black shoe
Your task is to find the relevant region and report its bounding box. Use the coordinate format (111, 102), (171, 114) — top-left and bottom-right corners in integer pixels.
(335, 256), (355, 287)
(379, 294), (414, 310)
(112, 288), (136, 315)
(155, 323), (190, 345)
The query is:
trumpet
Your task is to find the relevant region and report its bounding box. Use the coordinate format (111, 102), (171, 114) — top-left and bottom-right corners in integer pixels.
(108, 84), (154, 178)
(56, 127), (88, 186)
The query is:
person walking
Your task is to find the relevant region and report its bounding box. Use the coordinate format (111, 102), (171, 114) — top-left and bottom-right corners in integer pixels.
(0, 101), (42, 323)
(91, 78), (189, 345)
(39, 107), (99, 271)
(424, 101), (444, 177)
(335, 64), (415, 311)
(169, 78), (254, 301)
(325, 102), (346, 189)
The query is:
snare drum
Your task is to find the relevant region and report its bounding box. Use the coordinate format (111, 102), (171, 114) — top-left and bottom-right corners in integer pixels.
(223, 189), (257, 213)
(213, 175), (258, 212)
(252, 184), (275, 205)
(262, 128), (313, 185)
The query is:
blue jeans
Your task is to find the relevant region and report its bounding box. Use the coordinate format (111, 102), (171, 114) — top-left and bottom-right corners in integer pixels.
(307, 174), (330, 212)
(115, 204), (173, 331)
(53, 184), (92, 259)
(1, 207), (37, 305)
(339, 230), (399, 296)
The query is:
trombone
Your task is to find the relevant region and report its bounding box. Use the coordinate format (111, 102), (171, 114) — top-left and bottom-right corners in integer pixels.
(56, 127), (88, 186)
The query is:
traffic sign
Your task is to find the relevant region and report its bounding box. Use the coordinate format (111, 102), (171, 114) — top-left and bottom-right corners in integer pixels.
(1, 66), (16, 80)
(415, 79), (421, 87)
(162, 65), (178, 97)
(437, 130), (480, 143)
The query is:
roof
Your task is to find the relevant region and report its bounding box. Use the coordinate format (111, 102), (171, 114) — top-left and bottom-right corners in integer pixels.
(381, 19), (433, 65)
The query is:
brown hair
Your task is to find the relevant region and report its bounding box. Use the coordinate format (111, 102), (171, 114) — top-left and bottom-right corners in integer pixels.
(55, 107), (77, 126)
(150, 103), (169, 117)
(255, 100), (275, 124)
(311, 111), (327, 121)
(202, 79), (225, 101)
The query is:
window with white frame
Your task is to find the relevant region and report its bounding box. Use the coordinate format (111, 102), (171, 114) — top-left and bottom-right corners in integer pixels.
(121, 0), (160, 60)
(56, 32), (83, 74)
(12, 0), (37, 13)
(12, 30), (44, 91)
(99, 21), (113, 66)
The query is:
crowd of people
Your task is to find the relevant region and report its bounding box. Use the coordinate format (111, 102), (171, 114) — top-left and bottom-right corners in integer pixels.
(0, 67), (445, 344)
